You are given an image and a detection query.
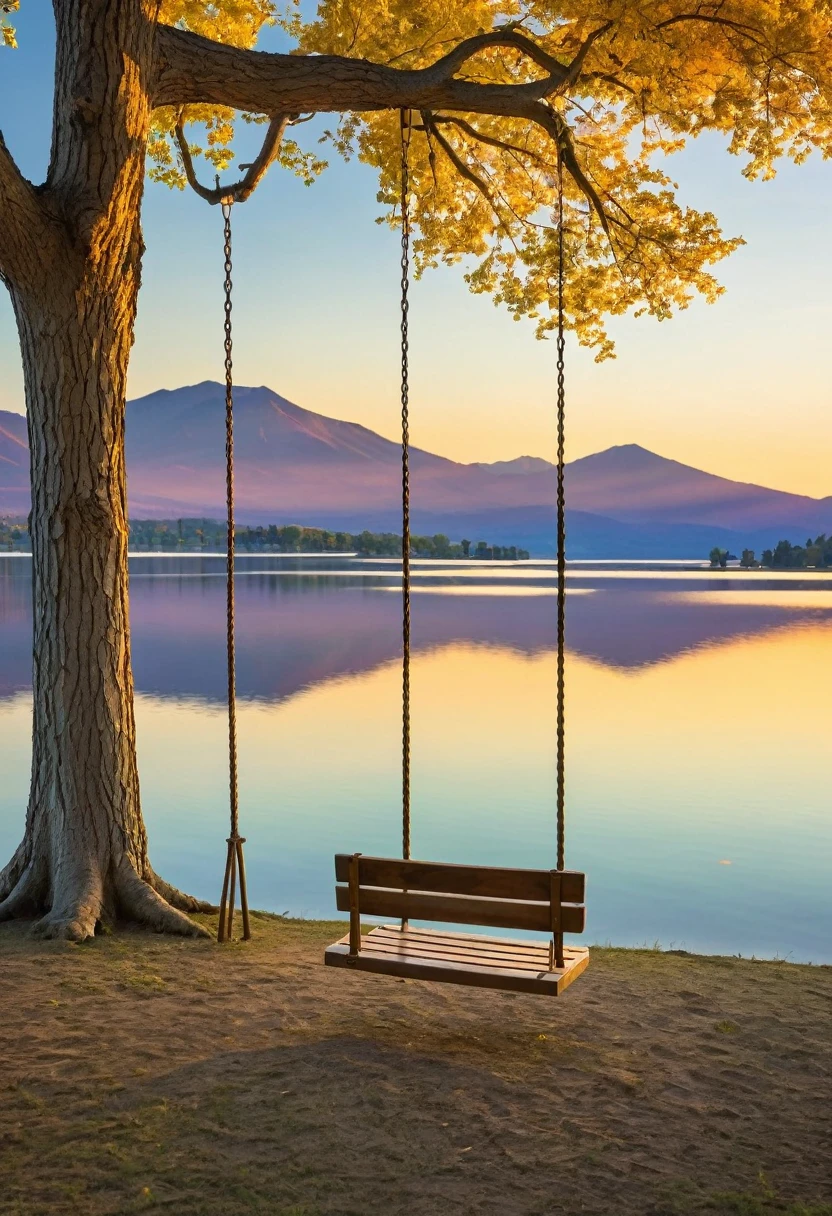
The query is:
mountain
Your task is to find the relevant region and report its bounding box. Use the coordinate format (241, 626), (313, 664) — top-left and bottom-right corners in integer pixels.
(0, 411), (29, 516)
(476, 456), (555, 477)
(122, 381), (495, 518)
(563, 443), (832, 532)
(1, 383), (829, 556)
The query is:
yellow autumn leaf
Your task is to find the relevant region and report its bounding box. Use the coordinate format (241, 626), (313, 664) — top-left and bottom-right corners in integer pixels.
(138, 2), (832, 353)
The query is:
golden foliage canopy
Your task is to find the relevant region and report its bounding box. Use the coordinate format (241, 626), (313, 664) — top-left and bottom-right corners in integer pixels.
(294, 0), (831, 356)
(12, 1), (832, 353)
(1, 0), (19, 48)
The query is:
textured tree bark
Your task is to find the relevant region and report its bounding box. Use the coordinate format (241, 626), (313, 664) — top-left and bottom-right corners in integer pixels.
(0, 0), (211, 939)
(0, 256), (210, 940)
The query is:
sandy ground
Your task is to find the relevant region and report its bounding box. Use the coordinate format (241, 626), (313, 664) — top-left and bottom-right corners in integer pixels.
(0, 913), (830, 1216)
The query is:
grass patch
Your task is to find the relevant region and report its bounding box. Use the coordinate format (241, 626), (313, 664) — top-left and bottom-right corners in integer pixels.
(707, 1199), (832, 1216)
(660, 1176), (832, 1216)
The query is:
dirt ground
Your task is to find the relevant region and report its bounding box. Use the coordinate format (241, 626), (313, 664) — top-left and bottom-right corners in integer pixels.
(0, 914), (830, 1216)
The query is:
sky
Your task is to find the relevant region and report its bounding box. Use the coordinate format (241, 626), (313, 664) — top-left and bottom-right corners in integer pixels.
(1, 4), (831, 496)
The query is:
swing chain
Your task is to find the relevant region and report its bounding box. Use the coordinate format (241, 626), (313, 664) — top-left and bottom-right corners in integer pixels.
(556, 147), (566, 876)
(222, 200), (239, 843)
(216, 196), (251, 943)
(400, 109), (413, 863)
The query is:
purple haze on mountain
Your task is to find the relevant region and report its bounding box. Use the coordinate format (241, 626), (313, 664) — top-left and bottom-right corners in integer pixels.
(1, 381), (830, 554)
(122, 381), (510, 518)
(563, 443), (832, 531)
(0, 411), (29, 515)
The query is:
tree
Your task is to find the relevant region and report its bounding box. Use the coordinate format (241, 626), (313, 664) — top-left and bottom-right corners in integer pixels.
(771, 539), (804, 568)
(2, 1), (832, 940)
(280, 525), (303, 552)
(740, 548), (757, 568)
(709, 547), (729, 569)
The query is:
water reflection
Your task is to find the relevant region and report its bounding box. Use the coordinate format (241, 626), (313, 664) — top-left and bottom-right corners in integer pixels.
(4, 556), (832, 699)
(0, 555), (830, 962)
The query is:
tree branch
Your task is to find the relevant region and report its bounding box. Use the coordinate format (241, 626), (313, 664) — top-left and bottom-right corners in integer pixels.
(655, 13), (764, 40)
(0, 130), (58, 289)
(423, 114), (528, 255)
(423, 116), (500, 212)
(153, 22), (617, 244)
(558, 21), (614, 88)
(655, 12), (806, 71)
(428, 115), (550, 166)
(152, 23), (610, 115)
(583, 71), (637, 96)
(528, 104), (611, 239)
(174, 112), (291, 204)
(425, 27), (570, 83)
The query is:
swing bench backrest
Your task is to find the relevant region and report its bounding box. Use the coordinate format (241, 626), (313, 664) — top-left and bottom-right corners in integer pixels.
(334, 854), (586, 943)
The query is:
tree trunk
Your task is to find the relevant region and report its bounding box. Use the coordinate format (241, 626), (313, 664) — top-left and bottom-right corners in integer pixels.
(0, 0), (210, 940)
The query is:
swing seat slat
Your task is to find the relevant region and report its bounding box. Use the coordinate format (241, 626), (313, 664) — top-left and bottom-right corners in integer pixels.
(326, 925), (588, 996)
(333, 883), (586, 934)
(324, 854), (589, 996)
(332, 854), (586, 904)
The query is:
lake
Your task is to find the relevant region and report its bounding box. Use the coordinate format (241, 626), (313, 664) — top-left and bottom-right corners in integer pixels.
(1, 554), (830, 963)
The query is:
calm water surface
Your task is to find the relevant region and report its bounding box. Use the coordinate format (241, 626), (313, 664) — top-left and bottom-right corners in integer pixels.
(1, 554), (830, 962)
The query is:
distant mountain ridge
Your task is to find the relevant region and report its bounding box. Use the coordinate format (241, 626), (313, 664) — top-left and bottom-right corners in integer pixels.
(1, 381), (830, 557)
(475, 456), (555, 477)
(564, 443), (832, 531)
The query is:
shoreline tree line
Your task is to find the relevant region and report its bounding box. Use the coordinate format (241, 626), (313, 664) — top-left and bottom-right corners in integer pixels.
(0, 517), (529, 561)
(710, 537), (832, 570)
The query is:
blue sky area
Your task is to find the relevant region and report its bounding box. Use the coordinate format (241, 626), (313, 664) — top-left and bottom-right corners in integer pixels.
(1, 3), (831, 494)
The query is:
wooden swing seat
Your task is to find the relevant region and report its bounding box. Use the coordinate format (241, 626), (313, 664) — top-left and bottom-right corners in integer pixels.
(324, 854), (588, 996)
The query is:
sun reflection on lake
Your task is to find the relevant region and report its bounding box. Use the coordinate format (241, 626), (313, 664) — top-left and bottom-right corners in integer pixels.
(0, 556), (830, 961)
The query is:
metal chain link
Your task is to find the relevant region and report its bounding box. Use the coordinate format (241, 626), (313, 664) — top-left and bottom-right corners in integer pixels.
(556, 149), (566, 874)
(400, 110), (412, 863)
(222, 199), (239, 842)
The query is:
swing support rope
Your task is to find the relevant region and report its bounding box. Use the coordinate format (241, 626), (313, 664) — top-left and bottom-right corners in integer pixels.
(400, 108), (413, 865)
(555, 145), (567, 880)
(216, 197), (251, 944)
(553, 144), (567, 969)
(174, 114), (294, 945)
(396, 114), (568, 961)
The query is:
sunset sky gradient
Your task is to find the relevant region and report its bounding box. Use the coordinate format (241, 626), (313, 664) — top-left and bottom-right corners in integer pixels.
(1, 5), (831, 496)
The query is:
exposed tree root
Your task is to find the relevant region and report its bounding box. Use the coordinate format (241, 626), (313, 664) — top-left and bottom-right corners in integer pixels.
(29, 856), (106, 941)
(120, 864), (211, 938)
(0, 841), (30, 904)
(148, 869), (217, 915)
(31, 902), (100, 943)
(0, 837), (213, 942)
(0, 859), (45, 923)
